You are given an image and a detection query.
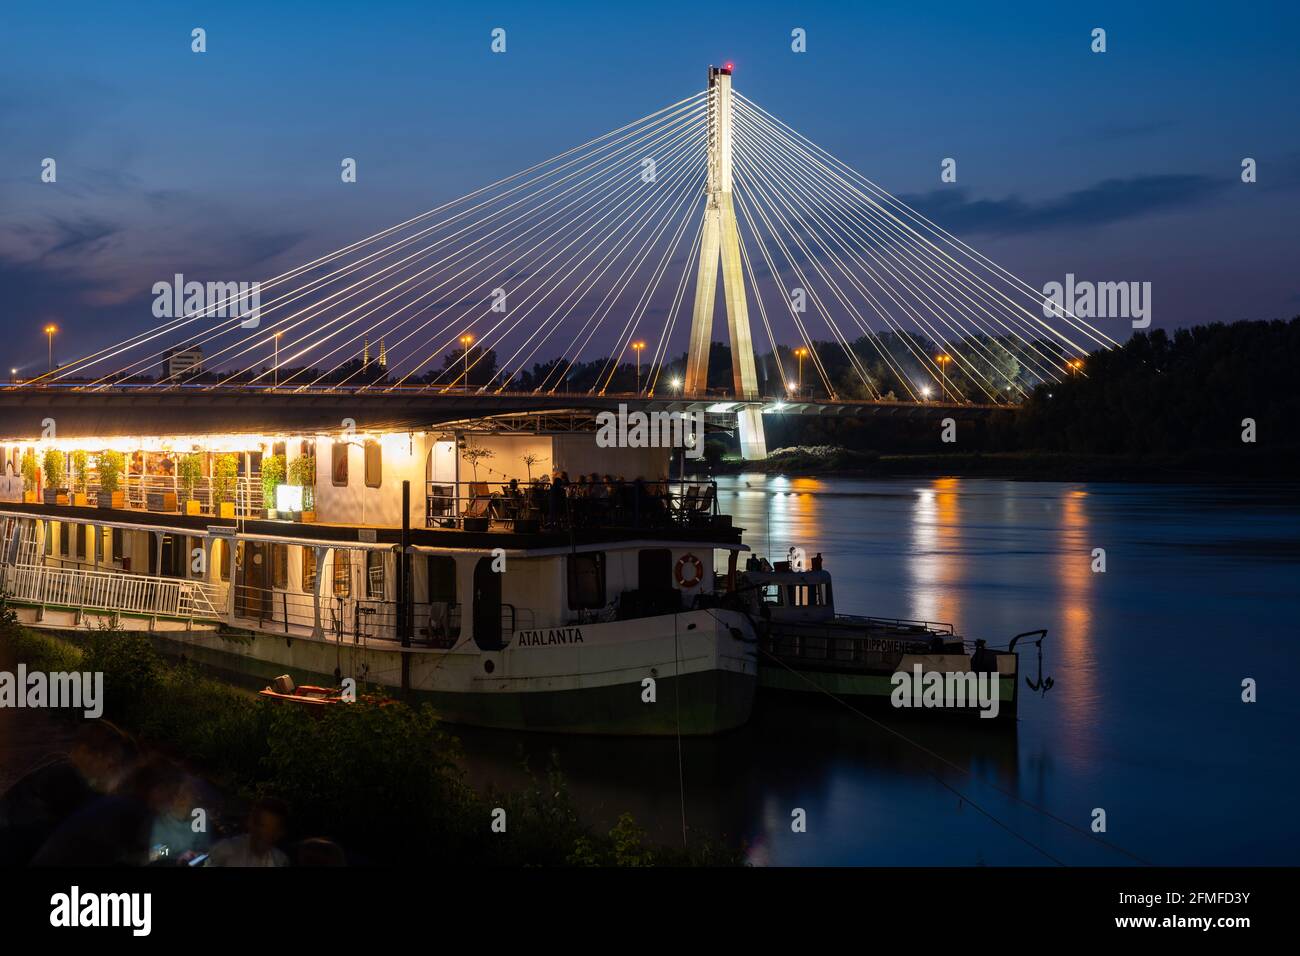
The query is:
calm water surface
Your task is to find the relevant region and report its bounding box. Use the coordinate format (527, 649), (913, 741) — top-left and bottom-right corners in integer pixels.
(455, 476), (1300, 866)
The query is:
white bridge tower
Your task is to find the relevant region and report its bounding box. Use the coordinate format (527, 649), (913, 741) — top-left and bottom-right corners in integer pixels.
(684, 64), (767, 459)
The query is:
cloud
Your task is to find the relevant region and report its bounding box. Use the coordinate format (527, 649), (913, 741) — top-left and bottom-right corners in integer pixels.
(897, 174), (1232, 236)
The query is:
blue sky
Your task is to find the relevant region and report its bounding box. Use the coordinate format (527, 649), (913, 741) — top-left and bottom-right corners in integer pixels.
(2, 0), (1298, 374)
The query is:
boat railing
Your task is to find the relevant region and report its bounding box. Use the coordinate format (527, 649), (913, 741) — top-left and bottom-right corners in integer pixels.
(0, 560), (225, 622)
(68, 474), (266, 517)
(837, 613), (956, 636)
(425, 478), (720, 531)
(230, 584), (482, 648)
(229, 584), (537, 649)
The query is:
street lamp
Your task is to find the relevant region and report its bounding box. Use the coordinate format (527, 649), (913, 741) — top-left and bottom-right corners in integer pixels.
(920, 385), (932, 401)
(631, 340), (645, 394)
(935, 354), (952, 403)
(1067, 358), (1083, 378)
(460, 333), (474, 391)
(669, 376), (681, 393)
(794, 346), (808, 395)
(44, 324), (57, 372)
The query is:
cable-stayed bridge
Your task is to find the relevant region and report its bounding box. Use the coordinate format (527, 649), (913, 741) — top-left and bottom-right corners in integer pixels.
(9, 65), (1113, 457)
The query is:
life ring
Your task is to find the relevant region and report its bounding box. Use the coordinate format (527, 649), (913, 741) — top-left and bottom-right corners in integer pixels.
(674, 553), (704, 588)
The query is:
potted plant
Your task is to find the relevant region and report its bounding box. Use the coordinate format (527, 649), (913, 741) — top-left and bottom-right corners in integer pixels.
(20, 450), (38, 503)
(212, 453), (238, 518)
(288, 454), (316, 522)
(178, 452), (204, 515)
(70, 450), (90, 506)
(42, 448), (68, 504)
(462, 443), (494, 483)
(520, 452), (546, 482)
(262, 453), (286, 519)
(97, 450), (126, 508)
(515, 453), (548, 532)
(460, 444), (495, 531)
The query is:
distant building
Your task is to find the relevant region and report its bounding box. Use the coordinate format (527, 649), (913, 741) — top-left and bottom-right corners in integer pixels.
(164, 345), (204, 381)
(363, 337), (387, 369)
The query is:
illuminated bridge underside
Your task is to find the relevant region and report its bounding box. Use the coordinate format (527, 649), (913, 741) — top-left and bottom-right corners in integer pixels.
(0, 390), (1002, 441)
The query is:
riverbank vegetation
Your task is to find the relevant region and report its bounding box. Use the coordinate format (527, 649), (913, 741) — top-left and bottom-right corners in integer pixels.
(0, 612), (740, 866)
(716, 320), (1300, 480)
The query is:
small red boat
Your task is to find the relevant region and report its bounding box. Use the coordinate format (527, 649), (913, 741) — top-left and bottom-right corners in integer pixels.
(258, 675), (347, 709)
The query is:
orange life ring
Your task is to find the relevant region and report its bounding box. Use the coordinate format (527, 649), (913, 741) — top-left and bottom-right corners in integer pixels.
(674, 553), (704, 588)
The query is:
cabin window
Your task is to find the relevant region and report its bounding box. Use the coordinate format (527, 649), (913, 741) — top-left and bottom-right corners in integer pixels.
(59, 522), (69, 556)
(332, 550), (351, 597)
(331, 443), (349, 487)
(272, 441), (286, 458)
(785, 584), (821, 608)
(567, 552), (606, 609)
(271, 544), (289, 589)
(638, 548), (672, 590)
(426, 555), (456, 603)
(761, 584), (783, 606)
(97, 528), (108, 563)
(73, 525), (86, 560)
(366, 551), (385, 598)
(364, 440), (381, 488)
(112, 528), (123, 564)
(300, 439), (314, 458)
(301, 548), (317, 592)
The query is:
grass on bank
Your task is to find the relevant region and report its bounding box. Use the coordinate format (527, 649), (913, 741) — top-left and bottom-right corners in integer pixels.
(0, 608), (740, 866)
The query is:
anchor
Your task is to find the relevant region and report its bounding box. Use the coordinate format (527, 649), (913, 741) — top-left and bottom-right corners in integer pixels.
(1008, 629), (1053, 696)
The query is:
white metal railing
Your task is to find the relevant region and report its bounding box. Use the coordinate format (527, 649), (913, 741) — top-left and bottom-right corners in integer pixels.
(2, 562), (225, 621)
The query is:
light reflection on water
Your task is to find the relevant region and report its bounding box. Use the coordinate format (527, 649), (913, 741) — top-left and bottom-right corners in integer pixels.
(457, 476), (1300, 865)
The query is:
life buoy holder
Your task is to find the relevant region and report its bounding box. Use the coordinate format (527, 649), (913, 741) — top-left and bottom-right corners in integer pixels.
(674, 553), (704, 588)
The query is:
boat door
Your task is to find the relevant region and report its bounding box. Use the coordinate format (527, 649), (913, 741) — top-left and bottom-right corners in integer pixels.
(237, 541), (266, 617)
(472, 556), (503, 650)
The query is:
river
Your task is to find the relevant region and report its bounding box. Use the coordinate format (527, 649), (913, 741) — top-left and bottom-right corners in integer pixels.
(454, 475), (1300, 866)
(4, 476), (1296, 865)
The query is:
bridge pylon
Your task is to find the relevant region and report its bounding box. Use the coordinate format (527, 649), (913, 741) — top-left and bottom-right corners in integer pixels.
(684, 64), (766, 459)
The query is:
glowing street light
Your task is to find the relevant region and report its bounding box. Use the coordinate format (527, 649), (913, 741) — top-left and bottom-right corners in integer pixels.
(669, 376), (682, 393)
(44, 324), (57, 372)
(920, 385), (932, 401)
(460, 333), (475, 391)
(1067, 358), (1084, 378)
(935, 353), (952, 403)
(631, 340), (645, 394)
(794, 346), (808, 394)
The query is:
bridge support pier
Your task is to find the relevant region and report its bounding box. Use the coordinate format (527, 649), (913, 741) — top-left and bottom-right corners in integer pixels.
(737, 406), (767, 460)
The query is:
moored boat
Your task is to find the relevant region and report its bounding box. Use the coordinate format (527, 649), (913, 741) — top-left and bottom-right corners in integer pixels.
(0, 410), (757, 736)
(736, 555), (1048, 721)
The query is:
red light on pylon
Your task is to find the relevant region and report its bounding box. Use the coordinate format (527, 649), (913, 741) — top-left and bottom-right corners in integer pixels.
(723, 61), (734, 73)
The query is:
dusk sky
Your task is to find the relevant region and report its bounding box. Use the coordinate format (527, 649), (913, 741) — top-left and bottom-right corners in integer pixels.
(2, 0), (1299, 377)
